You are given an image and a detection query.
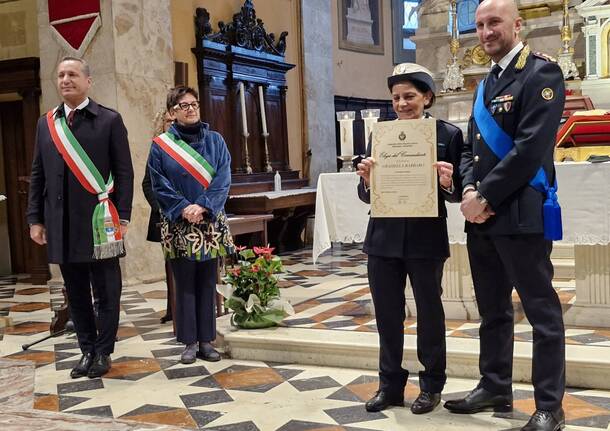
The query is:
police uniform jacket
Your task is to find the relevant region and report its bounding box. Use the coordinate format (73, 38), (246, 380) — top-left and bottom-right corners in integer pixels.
(26, 100), (134, 263)
(358, 117), (464, 259)
(460, 49), (565, 236)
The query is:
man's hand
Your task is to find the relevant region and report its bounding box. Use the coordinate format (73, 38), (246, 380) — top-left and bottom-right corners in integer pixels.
(356, 157), (375, 186)
(433, 161), (453, 189)
(30, 224), (47, 245)
(471, 207), (496, 224)
(120, 224), (128, 237)
(182, 204), (206, 224)
(460, 190), (488, 222)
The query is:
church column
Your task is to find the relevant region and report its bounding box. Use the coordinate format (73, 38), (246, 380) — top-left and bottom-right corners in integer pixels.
(300, 0), (336, 186)
(565, 244), (610, 327)
(37, 0), (174, 284)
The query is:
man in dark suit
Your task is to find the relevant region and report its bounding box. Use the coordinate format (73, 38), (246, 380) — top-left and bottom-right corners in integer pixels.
(27, 57), (133, 378)
(443, 1), (566, 430)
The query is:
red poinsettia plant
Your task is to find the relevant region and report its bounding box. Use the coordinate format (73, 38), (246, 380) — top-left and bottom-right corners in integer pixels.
(218, 245), (294, 328)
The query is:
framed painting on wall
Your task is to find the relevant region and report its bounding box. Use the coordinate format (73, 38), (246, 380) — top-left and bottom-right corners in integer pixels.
(338, 0), (384, 55)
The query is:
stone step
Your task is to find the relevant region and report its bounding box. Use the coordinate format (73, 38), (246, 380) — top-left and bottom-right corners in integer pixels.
(552, 258), (575, 280)
(217, 316), (610, 391)
(551, 243), (574, 259)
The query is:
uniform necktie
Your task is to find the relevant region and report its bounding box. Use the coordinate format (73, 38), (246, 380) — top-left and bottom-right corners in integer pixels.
(67, 109), (78, 127)
(485, 64), (503, 98)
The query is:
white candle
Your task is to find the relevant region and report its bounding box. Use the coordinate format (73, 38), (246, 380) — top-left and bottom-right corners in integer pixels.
(363, 118), (378, 143)
(340, 120), (354, 157)
(239, 82), (248, 136)
(258, 85), (268, 135)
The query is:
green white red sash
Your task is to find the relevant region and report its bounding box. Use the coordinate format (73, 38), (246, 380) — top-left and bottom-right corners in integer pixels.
(152, 132), (215, 188)
(46, 107), (124, 259)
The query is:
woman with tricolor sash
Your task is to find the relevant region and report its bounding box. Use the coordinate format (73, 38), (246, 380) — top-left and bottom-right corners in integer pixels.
(147, 86), (235, 364)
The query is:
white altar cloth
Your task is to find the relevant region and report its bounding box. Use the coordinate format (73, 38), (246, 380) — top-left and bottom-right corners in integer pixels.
(313, 163), (610, 262)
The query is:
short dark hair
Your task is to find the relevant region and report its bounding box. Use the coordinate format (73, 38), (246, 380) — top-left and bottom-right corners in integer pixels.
(410, 79), (436, 109)
(58, 56), (91, 76)
(166, 86), (199, 111)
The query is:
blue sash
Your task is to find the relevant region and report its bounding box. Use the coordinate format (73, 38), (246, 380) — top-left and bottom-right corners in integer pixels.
(473, 81), (562, 240)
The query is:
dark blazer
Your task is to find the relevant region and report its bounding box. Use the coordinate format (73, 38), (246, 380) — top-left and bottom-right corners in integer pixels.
(460, 50), (565, 236)
(358, 117), (464, 259)
(26, 99), (134, 263)
(142, 165), (161, 242)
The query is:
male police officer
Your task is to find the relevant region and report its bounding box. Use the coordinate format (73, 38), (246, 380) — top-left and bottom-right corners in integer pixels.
(444, 1), (566, 430)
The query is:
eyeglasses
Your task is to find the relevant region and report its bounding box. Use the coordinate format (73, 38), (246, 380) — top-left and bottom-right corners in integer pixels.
(173, 101), (200, 111)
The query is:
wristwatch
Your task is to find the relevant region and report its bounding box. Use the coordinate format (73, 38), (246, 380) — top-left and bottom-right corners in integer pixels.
(476, 191), (488, 206)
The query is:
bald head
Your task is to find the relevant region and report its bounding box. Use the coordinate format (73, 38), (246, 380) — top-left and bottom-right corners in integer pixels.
(478, 0), (519, 20)
(476, 0), (522, 62)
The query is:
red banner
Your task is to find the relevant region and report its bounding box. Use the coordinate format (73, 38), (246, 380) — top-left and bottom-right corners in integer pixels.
(48, 0), (101, 55)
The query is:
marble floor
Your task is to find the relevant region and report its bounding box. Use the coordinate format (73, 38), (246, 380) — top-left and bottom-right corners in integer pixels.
(0, 245), (609, 430)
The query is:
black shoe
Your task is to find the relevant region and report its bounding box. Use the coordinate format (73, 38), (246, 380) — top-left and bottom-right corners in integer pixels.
(70, 353), (94, 379)
(365, 390), (404, 412)
(160, 314), (172, 324)
(521, 408), (565, 431)
(411, 391), (441, 414)
(197, 342), (221, 362)
(444, 385), (512, 414)
(181, 343), (197, 364)
(87, 354), (111, 378)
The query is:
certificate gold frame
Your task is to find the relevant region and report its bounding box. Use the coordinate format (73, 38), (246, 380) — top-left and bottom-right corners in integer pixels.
(338, 0), (384, 55)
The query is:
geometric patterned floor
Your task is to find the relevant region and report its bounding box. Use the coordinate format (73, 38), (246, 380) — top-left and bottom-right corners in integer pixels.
(1, 245), (609, 430)
(282, 246), (610, 349)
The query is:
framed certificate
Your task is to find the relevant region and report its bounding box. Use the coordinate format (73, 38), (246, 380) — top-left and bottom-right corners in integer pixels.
(370, 119), (438, 217)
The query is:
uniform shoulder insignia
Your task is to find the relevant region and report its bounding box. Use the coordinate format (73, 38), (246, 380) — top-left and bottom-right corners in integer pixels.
(514, 44), (530, 71)
(533, 51), (557, 63)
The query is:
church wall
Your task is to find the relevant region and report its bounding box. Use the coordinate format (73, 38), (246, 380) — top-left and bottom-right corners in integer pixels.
(37, 0), (175, 283)
(332, 0), (395, 100)
(0, 0), (38, 60)
(170, 0), (305, 176)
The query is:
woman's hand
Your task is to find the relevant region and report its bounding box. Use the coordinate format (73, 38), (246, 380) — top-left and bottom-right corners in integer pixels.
(434, 161), (453, 189)
(182, 204), (206, 223)
(356, 157), (375, 186)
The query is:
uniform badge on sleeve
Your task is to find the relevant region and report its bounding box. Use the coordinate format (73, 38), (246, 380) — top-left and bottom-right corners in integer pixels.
(541, 88), (554, 100)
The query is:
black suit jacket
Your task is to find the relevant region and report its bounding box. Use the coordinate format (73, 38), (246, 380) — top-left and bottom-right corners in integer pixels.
(460, 50), (565, 236)
(26, 99), (134, 263)
(358, 117), (464, 259)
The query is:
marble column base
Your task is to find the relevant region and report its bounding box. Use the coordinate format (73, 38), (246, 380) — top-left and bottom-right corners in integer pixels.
(0, 410), (188, 430)
(564, 244), (610, 328)
(0, 358), (35, 410)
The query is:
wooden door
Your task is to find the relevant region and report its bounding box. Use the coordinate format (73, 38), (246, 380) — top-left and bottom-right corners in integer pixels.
(0, 100), (48, 283)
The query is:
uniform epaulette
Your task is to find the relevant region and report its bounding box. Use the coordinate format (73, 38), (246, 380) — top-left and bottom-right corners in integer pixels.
(533, 51), (557, 63)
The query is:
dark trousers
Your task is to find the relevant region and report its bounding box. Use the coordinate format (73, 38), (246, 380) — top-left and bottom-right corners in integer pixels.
(164, 260), (175, 318)
(467, 233), (565, 410)
(60, 258), (122, 356)
(368, 255), (447, 395)
(169, 258), (217, 344)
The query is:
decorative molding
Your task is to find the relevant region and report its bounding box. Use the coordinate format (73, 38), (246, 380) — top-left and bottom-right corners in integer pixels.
(194, 0), (287, 56)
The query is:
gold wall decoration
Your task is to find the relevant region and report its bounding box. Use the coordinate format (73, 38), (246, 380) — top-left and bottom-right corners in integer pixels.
(463, 44), (491, 68)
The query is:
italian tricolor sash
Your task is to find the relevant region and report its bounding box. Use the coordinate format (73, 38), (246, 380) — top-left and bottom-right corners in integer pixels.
(46, 107), (124, 259)
(152, 132), (216, 189)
